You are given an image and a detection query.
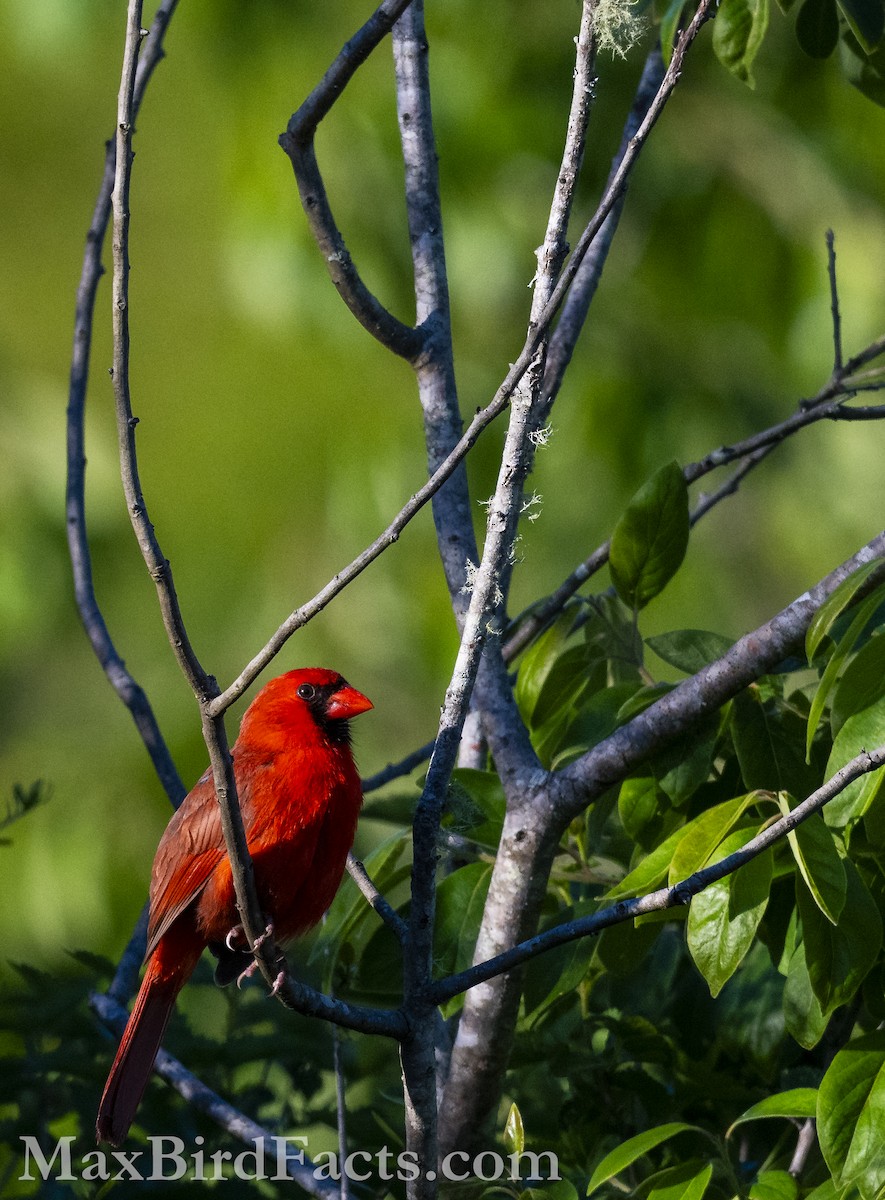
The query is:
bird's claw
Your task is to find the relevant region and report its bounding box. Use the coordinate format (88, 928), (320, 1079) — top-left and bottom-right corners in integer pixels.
(236, 961), (259, 990)
(225, 924), (245, 952)
(270, 970), (287, 997)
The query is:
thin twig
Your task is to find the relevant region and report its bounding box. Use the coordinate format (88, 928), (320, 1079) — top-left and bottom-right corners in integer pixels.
(332, 1020), (350, 1200)
(826, 229), (843, 374)
(66, 0), (184, 806)
(543, 45), (666, 403)
(362, 739), (436, 793)
(428, 743), (885, 1005)
(91, 992), (339, 1198)
(788, 1119), (817, 1177)
(280, 0), (424, 358)
(346, 854), (408, 942)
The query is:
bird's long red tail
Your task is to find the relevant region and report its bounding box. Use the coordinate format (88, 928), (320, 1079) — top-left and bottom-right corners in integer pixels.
(96, 938), (198, 1146)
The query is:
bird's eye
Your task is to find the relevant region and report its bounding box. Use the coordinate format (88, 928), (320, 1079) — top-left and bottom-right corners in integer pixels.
(297, 683), (316, 701)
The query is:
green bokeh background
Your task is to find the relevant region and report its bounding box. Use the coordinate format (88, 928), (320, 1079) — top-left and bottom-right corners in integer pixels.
(1, 0), (883, 988)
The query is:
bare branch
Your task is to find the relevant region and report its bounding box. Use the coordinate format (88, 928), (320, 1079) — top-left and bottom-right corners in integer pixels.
(66, 0), (184, 806)
(826, 229), (843, 374)
(543, 45), (666, 403)
(91, 992), (339, 1198)
(279, 0), (424, 358)
(111, 0), (210, 702)
(393, 0), (477, 615)
(346, 853), (408, 942)
(428, 744), (885, 1005)
(362, 739), (436, 793)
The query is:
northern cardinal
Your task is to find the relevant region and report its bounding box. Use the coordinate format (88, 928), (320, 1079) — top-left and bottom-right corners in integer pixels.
(96, 668), (372, 1146)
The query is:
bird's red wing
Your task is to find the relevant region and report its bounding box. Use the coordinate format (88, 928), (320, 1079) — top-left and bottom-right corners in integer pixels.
(145, 772), (227, 961)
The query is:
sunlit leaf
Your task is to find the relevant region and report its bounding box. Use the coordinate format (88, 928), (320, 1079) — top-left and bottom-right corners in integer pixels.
(806, 587), (885, 760)
(749, 1170), (800, 1200)
(586, 1124), (699, 1196)
(831, 632), (885, 737)
(726, 1088), (818, 1137)
(687, 829), (772, 996)
(818, 1031), (885, 1196)
(668, 794), (764, 884)
(823, 697), (885, 829)
(713, 0), (770, 83)
(806, 563), (884, 662)
(504, 1102), (525, 1156)
(776, 794), (846, 924)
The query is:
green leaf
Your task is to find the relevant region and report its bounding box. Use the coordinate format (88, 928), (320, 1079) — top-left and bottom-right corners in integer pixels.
(644, 1161), (714, 1200)
(504, 1102), (525, 1157)
(713, 0), (770, 83)
(818, 1031), (885, 1196)
(434, 861), (492, 979)
(749, 1171), (799, 1200)
(796, 0), (840, 55)
(447, 769), (506, 850)
(523, 902), (598, 1016)
(806, 588), (885, 761)
(837, 0), (885, 52)
(515, 606), (580, 724)
(668, 794), (764, 884)
(609, 461), (690, 610)
(823, 697), (885, 829)
(619, 776), (665, 841)
(646, 629), (734, 675)
(687, 828), (772, 996)
(776, 794), (846, 924)
(783, 941), (828, 1048)
(312, 830), (409, 969)
(832, 633), (885, 736)
(660, 0), (692, 62)
(840, 28), (885, 105)
(726, 1088), (818, 1137)
(798, 857), (882, 1014)
(607, 826), (688, 898)
(586, 1124), (698, 1196)
(806, 562), (884, 663)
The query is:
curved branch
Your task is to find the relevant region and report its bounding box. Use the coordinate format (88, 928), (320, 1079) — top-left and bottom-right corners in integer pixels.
(279, 0), (424, 358)
(66, 0), (184, 806)
(428, 744), (885, 1006)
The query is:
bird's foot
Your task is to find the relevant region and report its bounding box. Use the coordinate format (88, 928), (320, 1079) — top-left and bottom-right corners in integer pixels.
(251, 921), (275, 951)
(270, 970), (287, 997)
(236, 961), (260, 990)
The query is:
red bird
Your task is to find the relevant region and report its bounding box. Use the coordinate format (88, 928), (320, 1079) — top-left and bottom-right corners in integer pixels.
(96, 668), (372, 1146)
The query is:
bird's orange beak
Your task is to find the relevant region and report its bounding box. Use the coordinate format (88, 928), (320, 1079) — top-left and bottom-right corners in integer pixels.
(325, 684), (374, 721)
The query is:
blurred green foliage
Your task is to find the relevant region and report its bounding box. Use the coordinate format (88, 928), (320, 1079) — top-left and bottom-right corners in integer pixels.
(1, 0), (885, 1190)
